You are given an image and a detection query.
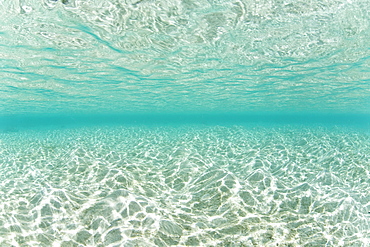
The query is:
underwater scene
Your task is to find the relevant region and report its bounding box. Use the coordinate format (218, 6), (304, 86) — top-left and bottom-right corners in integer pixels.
(1, 0), (370, 246)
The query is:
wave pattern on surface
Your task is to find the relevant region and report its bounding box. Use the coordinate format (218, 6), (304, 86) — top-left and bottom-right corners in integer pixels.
(0, 125), (369, 246)
(1, 0), (370, 113)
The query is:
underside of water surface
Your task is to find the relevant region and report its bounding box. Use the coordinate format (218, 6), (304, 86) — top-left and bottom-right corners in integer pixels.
(1, 0), (370, 246)
(1, 0), (370, 114)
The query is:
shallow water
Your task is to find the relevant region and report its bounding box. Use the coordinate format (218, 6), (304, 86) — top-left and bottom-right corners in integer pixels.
(1, 0), (370, 114)
(1, 123), (369, 246)
(1, 0), (370, 246)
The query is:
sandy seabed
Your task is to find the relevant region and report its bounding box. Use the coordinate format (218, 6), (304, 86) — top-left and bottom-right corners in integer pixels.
(0, 125), (369, 246)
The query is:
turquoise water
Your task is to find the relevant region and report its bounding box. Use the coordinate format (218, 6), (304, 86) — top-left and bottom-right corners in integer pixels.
(1, 0), (370, 246)
(1, 0), (370, 114)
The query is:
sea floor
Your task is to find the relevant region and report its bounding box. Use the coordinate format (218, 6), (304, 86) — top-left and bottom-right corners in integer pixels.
(0, 124), (369, 246)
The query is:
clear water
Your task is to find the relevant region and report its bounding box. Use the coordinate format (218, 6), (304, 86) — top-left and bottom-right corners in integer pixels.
(1, 0), (370, 246)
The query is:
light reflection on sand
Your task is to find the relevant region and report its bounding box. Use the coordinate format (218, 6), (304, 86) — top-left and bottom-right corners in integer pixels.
(0, 125), (369, 246)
